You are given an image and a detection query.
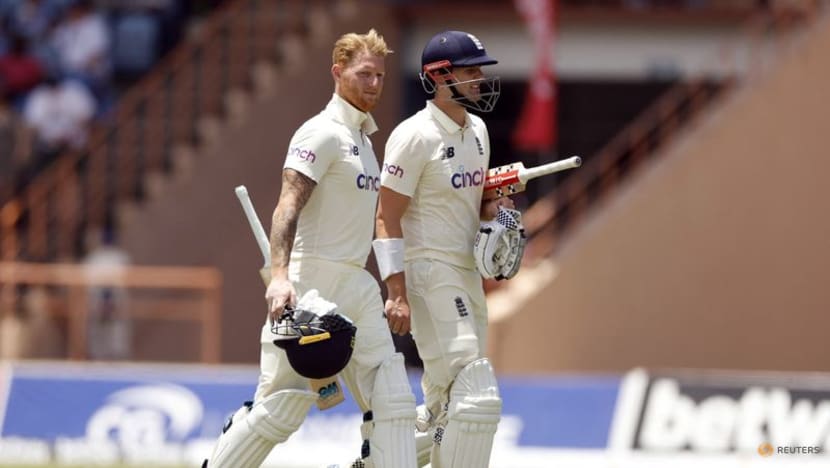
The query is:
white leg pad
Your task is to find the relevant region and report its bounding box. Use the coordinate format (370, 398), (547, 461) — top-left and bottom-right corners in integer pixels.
(359, 353), (417, 468)
(415, 428), (433, 468)
(414, 404), (434, 468)
(432, 358), (502, 468)
(205, 389), (317, 468)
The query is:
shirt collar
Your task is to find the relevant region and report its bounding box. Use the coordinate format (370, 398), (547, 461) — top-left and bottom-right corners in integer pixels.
(325, 93), (378, 135)
(426, 100), (469, 135)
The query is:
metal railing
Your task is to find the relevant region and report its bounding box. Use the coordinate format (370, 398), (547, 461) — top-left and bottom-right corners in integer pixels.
(0, 0), (321, 262)
(0, 262), (222, 362)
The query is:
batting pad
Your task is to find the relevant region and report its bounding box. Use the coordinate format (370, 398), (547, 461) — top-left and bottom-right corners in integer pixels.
(432, 358), (502, 468)
(413, 404), (434, 467)
(415, 427), (433, 468)
(362, 353), (418, 468)
(205, 389), (317, 468)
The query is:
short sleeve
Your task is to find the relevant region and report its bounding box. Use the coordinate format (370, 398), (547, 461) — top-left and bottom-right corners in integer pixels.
(380, 123), (428, 197)
(283, 118), (339, 182)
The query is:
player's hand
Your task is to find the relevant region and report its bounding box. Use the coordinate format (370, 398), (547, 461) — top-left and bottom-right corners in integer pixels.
(482, 197), (515, 219)
(265, 278), (297, 326)
(385, 296), (411, 336)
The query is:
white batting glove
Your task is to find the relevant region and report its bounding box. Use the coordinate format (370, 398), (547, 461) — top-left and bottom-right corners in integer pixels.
(265, 278), (297, 324)
(296, 289), (337, 316)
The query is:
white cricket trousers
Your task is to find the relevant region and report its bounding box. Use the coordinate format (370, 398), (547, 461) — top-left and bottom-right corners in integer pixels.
(405, 258), (488, 418)
(254, 257), (396, 412)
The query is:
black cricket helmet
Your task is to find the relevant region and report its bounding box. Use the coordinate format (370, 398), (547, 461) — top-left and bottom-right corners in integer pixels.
(272, 305), (356, 379)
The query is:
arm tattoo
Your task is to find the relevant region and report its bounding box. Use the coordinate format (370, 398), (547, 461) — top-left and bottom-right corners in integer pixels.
(270, 169), (316, 272)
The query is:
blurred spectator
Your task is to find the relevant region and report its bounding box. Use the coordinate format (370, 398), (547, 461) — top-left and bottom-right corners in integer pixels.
(0, 18), (9, 57)
(83, 228), (132, 361)
(111, 7), (160, 81)
(0, 86), (34, 202)
(19, 285), (65, 359)
(1, 86), (16, 198)
(0, 34), (45, 104)
(22, 74), (95, 171)
(5, 0), (63, 43)
(49, 0), (111, 103)
(623, 0), (709, 8)
(0, 285), (64, 360)
(0, 299), (26, 359)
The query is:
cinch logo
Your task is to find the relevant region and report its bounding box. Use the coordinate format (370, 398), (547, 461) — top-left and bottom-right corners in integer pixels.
(288, 147), (316, 163)
(356, 173), (380, 191)
(319, 381), (340, 399)
(382, 163), (404, 178)
(451, 166), (485, 189)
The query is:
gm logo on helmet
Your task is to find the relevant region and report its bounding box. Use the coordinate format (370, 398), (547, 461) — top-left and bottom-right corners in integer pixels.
(318, 381), (340, 399)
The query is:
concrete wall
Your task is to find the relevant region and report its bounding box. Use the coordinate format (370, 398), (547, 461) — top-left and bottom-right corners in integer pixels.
(489, 16), (830, 373)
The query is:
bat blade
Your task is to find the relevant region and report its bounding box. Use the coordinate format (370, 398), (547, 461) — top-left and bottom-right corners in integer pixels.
(483, 156), (581, 200)
(482, 163), (524, 200)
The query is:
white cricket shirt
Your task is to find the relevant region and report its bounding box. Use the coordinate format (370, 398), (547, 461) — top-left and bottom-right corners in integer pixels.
(283, 94), (381, 267)
(381, 100), (491, 269)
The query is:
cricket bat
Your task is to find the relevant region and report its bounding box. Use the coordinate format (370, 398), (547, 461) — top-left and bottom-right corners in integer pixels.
(483, 155), (582, 200)
(234, 185), (345, 410)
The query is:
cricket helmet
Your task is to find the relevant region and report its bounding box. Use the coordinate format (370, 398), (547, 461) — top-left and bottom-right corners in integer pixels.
(419, 30), (500, 112)
(272, 306), (357, 379)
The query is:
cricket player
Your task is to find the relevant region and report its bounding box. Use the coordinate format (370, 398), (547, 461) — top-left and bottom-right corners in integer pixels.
(373, 30), (513, 467)
(204, 29), (417, 468)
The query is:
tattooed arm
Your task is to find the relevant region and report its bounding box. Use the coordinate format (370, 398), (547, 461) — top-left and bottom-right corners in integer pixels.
(265, 168), (316, 320)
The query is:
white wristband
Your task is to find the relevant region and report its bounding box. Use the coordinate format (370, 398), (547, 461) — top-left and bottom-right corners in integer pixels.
(372, 238), (405, 281)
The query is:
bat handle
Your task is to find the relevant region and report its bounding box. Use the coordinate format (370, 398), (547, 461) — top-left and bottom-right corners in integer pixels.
(235, 185), (271, 266)
(522, 156), (582, 182)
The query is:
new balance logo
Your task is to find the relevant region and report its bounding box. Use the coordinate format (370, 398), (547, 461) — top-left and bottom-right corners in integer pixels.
(440, 146), (455, 160)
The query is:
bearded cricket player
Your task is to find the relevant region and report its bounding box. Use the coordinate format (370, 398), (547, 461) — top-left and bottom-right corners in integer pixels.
(203, 29), (416, 468)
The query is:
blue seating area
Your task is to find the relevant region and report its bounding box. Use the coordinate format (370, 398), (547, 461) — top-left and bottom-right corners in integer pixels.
(0, 0), (216, 202)
(1, 0), (192, 100)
